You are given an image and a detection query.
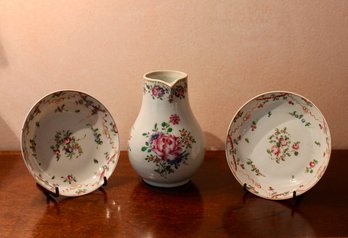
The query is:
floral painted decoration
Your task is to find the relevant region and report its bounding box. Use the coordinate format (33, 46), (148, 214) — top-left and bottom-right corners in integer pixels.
(305, 159), (318, 173)
(144, 81), (188, 103)
(266, 127), (300, 163)
(141, 114), (196, 177)
(50, 130), (84, 161)
(61, 174), (77, 184)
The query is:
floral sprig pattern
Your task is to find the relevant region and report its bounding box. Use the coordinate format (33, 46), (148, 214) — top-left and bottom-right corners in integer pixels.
(246, 159), (265, 177)
(266, 127), (300, 163)
(305, 159), (318, 173)
(75, 93), (106, 115)
(289, 111), (311, 127)
(29, 138), (37, 160)
(255, 93), (289, 109)
(50, 130), (83, 161)
(144, 81), (187, 103)
(146, 84), (168, 100)
(141, 114), (196, 177)
(87, 124), (103, 146)
(61, 174), (77, 184)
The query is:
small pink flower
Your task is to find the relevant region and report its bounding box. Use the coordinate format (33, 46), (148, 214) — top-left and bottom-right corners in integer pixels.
(309, 161), (315, 168)
(169, 114), (180, 125)
(279, 138), (287, 146)
(174, 85), (185, 97)
(271, 145), (280, 156)
(67, 175), (73, 181)
(151, 86), (165, 97)
(288, 100), (294, 105)
(64, 137), (71, 144)
(292, 143), (299, 150)
(53, 149), (60, 154)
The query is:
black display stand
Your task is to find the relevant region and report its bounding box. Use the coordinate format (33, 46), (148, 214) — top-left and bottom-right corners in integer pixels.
(36, 176), (108, 202)
(242, 182), (303, 211)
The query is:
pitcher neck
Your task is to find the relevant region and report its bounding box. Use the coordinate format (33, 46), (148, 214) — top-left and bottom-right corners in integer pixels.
(142, 70), (189, 104)
(143, 78), (188, 103)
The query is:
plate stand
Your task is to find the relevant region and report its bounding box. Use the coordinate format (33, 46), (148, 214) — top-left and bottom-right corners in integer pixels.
(243, 183), (303, 206)
(36, 176), (108, 202)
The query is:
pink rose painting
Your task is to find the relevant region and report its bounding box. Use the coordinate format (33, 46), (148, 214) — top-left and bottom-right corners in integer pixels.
(271, 145), (280, 156)
(152, 134), (181, 161)
(141, 115), (196, 177)
(151, 85), (165, 98)
(292, 143), (300, 150)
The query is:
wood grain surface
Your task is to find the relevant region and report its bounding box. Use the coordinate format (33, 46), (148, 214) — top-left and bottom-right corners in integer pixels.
(0, 151), (347, 237)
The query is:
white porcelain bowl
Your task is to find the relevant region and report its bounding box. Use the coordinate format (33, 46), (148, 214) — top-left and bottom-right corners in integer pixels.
(21, 90), (120, 196)
(225, 91), (331, 200)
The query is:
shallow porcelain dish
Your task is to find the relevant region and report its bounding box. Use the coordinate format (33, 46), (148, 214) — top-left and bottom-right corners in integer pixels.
(21, 90), (120, 196)
(225, 91), (331, 200)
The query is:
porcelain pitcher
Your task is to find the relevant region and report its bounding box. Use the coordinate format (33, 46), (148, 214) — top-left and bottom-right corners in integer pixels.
(128, 70), (205, 187)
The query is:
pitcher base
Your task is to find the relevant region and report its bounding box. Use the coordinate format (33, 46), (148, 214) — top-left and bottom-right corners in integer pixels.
(143, 179), (191, 188)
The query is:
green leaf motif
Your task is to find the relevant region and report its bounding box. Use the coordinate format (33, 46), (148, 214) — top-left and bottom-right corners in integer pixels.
(141, 147), (147, 152)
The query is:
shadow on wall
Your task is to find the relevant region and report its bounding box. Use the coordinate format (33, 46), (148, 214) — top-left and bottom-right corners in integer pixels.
(0, 32), (8, 68)
(0, 116), (19, 150)
(203, 131), (225, 151)
(0, 31), (15, 149)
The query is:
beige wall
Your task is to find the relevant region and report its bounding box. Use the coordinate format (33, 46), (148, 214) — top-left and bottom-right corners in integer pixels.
(0, 0), (347, 151)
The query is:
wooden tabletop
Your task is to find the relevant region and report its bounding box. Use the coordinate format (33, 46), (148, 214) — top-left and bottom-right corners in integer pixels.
(0, 150), (347, 237)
